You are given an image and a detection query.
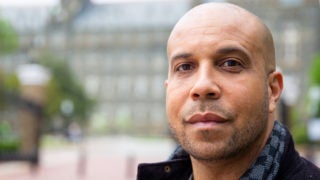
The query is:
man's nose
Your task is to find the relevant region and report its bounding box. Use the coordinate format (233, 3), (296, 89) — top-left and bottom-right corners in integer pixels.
(190, 69), (221, 100)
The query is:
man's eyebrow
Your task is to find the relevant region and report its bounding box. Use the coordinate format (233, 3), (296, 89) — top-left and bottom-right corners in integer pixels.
(217, 46), (250, 59)
(169, 47), (250, 64)
(170, 53), (193, 62)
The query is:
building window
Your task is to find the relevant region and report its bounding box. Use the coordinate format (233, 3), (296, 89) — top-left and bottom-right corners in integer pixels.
(151, 53), (166, 73)
(101, 76), (116, 100)
(283, 22), (300, 69)
(150, 103), (165, 124)
(104, 55), (115, 72)
(151, 75), (165, 99)
(133, 75), (148, 99)
(84, 75), (100, 99)
(84, 53), (99, 72)
(117, 76), (132, 98)
(118, 55), (133, 72)
(133, 103), (148, 122)
(115, 104), (132, 128)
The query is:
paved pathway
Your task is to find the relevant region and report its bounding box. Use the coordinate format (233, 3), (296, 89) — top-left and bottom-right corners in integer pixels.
(0, 136), (176, 180)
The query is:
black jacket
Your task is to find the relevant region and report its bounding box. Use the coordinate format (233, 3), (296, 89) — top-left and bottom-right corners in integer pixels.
(137, 129), (320, 180)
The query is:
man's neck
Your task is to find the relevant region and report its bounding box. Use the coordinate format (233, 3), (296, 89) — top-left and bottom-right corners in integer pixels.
(190, 149), (259, 180)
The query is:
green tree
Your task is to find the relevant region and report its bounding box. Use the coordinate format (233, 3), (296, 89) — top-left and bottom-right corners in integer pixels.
(309, 54), (320, 117)
(39, 54), (95, 131)
(0, 18), (18, 55)
(310, 55), (320, 86)
(0, 18), (19, 109)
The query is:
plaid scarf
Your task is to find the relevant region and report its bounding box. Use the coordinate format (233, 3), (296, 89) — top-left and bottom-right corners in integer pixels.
(240, 121), (286, 180)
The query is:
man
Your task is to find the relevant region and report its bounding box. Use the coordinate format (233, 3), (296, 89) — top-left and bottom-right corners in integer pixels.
(137, 2), (320, 180)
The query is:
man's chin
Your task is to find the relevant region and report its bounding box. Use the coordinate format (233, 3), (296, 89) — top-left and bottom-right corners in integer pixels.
(182, 140), (232, 161)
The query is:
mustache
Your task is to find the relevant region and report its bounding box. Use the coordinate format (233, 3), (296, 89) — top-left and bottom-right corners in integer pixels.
(181, 101), (235, 121)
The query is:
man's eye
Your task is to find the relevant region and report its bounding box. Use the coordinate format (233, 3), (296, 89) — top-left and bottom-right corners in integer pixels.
(220, 59), (243, 73)
(176, 64), (193, 72)
(222, 60), (241, 67)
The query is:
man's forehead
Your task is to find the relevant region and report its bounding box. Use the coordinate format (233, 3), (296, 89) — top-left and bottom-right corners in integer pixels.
(168, 18), (259, 54)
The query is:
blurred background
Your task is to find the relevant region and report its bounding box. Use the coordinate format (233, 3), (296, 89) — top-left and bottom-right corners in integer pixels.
(0, 0), (319, 179)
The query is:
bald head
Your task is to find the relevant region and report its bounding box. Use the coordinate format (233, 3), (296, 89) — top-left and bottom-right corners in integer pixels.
(168, 2), (275, 74)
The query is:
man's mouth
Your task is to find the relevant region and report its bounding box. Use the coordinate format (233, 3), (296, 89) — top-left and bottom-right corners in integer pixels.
(187, 112), (227, 123)
(185, 112), (229, 129)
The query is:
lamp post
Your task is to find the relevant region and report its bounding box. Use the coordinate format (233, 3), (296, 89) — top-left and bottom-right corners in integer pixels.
(16, 63), (50, 170)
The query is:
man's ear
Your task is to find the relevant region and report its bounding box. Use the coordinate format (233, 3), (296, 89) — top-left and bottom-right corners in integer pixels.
(268, 71), (283, 113)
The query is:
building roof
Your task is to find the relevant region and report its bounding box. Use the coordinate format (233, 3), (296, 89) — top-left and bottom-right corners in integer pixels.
(72, 0), (190, 32)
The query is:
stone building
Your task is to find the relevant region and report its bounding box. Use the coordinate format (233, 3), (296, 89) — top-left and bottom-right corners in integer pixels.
(0, 0), (319, 135)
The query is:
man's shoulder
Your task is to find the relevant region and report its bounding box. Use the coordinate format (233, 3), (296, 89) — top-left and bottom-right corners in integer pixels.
(283, 157), (320, 179)
(278, 127), (320, 179)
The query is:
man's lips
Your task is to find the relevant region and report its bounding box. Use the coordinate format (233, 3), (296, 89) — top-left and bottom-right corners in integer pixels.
(186, 112), (228, 124)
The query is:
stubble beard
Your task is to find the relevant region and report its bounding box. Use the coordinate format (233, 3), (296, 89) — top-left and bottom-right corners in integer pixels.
(169, 87), (270, 163)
